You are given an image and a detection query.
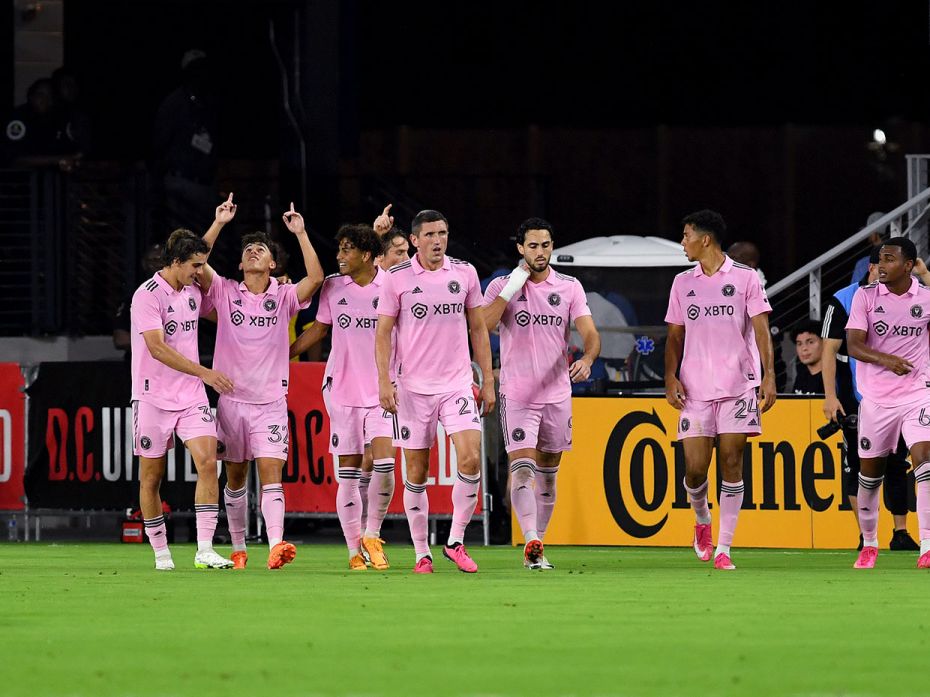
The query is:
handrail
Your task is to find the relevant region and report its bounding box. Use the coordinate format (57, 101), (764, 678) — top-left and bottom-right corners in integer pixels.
(766, 186), (930, 298)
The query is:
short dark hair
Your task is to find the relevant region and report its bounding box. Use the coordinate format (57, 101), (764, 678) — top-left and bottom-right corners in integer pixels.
(881, 237), (918, 264)
(411, 209), (448, 235)
(380, 226), (409, 255)
(240, 232), (279, 262)
(164, 229), (209, 266)
(792, 320), (824, 343)
(335, 224), (382, 259)
(516, 217), (555, 245)
(682, 210), (726, 246)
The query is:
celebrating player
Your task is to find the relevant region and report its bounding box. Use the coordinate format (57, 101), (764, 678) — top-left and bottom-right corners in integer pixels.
(664, 210), (776, 571)
(200, 196), (324, 570)
(132, 229), (235, 570)
(290, 224), (396, 570)
(376, 209), (496, 573)
(483, 217), (600, 569)
(846, 237), (930, 569)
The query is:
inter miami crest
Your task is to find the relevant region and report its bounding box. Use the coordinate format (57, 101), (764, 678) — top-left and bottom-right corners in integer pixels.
(448, 280), (461, 294)
(263, 298), (277, 312)
(548, 293), (561, 307)
(860, 437), (871, 451)
(331, 433), (339, 447)
(512, 428), (526, 442)
(722, 284), (735, 297)
(216, 441), (226, 454)
(189, 297), (197, 311)
(140, 436), (152, 450)
(372, 297), (379, 310)
(680, 418), (690, 432)
(912, 305), (924, 319)
(400, 426), (411, 440)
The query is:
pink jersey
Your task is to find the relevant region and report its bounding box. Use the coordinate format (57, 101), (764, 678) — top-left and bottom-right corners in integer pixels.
(665, 256), (771, 401)
(378, 253), (483, 394)
(130, 272), (207, 410)
(316, 268), (384, 407)
(846, 278), (930, 406)
(207, 275), (308, 404)
(485, 269), (591, 404)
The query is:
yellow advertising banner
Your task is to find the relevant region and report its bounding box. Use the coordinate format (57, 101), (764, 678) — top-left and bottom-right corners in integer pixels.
(518, 396), (919, 549)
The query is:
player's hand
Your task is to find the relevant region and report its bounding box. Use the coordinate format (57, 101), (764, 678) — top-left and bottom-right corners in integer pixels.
(499, 262), (531, 301)
(215, 193), (237, 225)
(379, 379), (398, 414)
(373, 203), (394, 234)
(569, 357), (592, 383)
(203, 369), (234, 394)
(665, 377), (686, 410)
(480, 381), (496, 416)
(914, 257), (930, 281)
(758, 375), (777, 414)
(282, 202), (306, 235)
(880, 354), (914, 376)
(822, 395), (845, 423)
(275, 274), (292, 285)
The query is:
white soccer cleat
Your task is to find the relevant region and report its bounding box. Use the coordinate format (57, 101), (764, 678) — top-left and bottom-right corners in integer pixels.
(524, 557), (542, 570)
(538, 555), (554, 570)
(194, 549), (234, 569)
(154, 556), (175, 571)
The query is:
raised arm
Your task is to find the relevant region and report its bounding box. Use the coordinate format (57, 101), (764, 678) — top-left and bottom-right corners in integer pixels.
(282, 203), (324, 303)
(141, 329), (233, 394)
(289, 321), (330, 359)
(483, 264), (530, 331)
(200, 193), (237, 292)
(751, 313), (777, 413)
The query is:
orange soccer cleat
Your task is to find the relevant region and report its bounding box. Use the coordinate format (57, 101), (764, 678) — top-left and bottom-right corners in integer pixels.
(267, 541), (297, 570)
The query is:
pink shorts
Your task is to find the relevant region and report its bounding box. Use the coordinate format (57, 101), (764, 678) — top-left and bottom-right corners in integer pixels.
(677, 388), (762, 440)
(858, 397), (930, 458)
(395, 383), (481, 450)
(216, 396), (289, 462)
(132, 400), (217, 457)
(499, 393), (572, 454)
(322, 387), (395, 456)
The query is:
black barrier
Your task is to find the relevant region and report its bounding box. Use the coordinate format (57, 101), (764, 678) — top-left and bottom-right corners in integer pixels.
(24, 362), (214, 511)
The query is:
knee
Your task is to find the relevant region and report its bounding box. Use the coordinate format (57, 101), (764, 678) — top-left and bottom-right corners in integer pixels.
(457, 449), (480, 475)
(139, 473), (162, 493)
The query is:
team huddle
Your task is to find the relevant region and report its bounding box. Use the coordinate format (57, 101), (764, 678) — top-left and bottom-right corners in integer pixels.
(130, 201), (930, 573)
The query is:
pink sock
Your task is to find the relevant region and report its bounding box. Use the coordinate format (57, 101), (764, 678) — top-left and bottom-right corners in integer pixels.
(510, 458), (538, 539)
(359, 472), (372, 532)
(914, 462), (930, 541)
(144, 515), (169, 554)
(717, 480), (744, 548)
(403, 480), (430, 557)
(684, 478), (711, 524)
(448, 471), (480, 545)
(535, 465), (559, 539)
(194, 504), (218, 545)
(857, 473), (883, 544)
(365, 459), (395, 537)
(261, 484), (286, 547)
(223, 485), (248, 551)
(336, 468), (362, 553)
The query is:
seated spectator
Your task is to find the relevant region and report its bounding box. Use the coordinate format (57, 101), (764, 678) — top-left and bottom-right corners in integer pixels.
(791, 320), (824, 394)
(1, 78), (79, 168)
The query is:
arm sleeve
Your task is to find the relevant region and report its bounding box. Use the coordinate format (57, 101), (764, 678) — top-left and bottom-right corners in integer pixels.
(131, 288), (163, 333)
(378, 271), (400, 318)
(845, 288), (870, 332)
(464, 265), (483, 309)
(664, 277), (684, 325)
(281, 283), (310, 316)
(569, 280), (593, 323)
(746, 272), (773, 317)
(483, 276), (506, 304)
(315, 280), (333, 324)
(821, 296), (849, 340)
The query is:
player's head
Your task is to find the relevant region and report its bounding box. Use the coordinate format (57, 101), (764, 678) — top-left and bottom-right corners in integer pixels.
(239, 232), (278, 275)
(792, 320), (823, 367)
(877, 237), (917, 285)
(335, 224), (381, 276)
(516, 217), (554, 273)
(680, 210), (726, 262)
(378, 227), (410, 270)
(142, 243), (164, 276)
(410, 210), (449, 265)
(726, 241), (760, 269)
(163, 229), (209, 286)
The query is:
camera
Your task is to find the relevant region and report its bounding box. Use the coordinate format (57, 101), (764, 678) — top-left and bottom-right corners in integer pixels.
(816, 413), (858, 440)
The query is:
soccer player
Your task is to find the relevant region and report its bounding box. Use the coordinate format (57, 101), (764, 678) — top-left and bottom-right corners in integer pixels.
(483, 217), (600, 569)
(845, 237), (930, 569)
(376, 209), (496, 573)
(132, 228), (235, 570)
(664, 210), (776, 571)
(290, 224), (396, 570)
(200, 196), (324, 570)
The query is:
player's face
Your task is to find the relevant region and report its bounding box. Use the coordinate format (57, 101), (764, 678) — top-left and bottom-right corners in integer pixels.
(681, 225), (708, 262)
(877, 245), (911, 285)
(794, 332), (822, 366)
(414, 221), (448, 264)
(240, 243), (276, 274)
(380, 235), (410, 270)
(175, 253), (207, 286)
(518, 229), (553, 273)
(337, 240), (370, 276)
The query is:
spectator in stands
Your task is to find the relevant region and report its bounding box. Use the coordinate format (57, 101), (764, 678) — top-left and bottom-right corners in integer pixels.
(51, 67), (92, 156)
(849, 212), (888, 285)
(1, 78), (79, 169)
(790, 320), (824, 394)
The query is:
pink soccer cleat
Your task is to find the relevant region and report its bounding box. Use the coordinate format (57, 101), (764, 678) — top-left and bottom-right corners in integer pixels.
(443, 543), (478, 573)
(713, 552), (736, 570)
(854, 546), (878, 569)
(693, 523), (713, 562)
(917, 551), (930, 569)
(413, 556), (434, 574)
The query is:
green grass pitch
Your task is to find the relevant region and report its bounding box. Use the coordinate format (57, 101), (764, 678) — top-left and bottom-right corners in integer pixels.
(1, 543), (928, 697)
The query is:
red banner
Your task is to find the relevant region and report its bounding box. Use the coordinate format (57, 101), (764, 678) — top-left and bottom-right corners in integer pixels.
(284, 363), (482, 516)
(0, 363), (25, 510)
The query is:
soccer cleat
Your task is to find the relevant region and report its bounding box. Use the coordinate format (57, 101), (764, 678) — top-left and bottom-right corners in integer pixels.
(693, 523), (713, 562)
(267, 541), (297, 570)
(917, 551), (930, 569)
(713, 552), (736, 570)
(538, 555), (554, 570)
(359, 546), (373, 567)
(194, 549), (234, 569)
(413, 556), (434, 574)
(524, 539), (544, 566)
(443, 542), (478, 573)
(524, 558), (542, 570)
(361, 536), (390, 570)
(854, 546), (878, 569)
(890, 529), (920, 551)
(154, 556), (175, 571)
(349, 553), (368, 571)
(230, 551), (248, 569)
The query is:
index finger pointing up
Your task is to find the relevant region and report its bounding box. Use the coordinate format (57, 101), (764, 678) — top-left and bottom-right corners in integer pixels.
(382, 203), (392, 216)
(227, 192), (234, 204)
(289, 202), (296, 213)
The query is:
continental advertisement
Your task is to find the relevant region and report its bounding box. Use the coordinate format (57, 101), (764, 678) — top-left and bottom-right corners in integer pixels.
(525, 396), (917, 549)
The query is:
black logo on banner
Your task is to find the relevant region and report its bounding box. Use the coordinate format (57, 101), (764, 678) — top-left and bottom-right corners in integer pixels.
(687, 304), (700, 321)
(873, 321), (889, 336)
(164, 320), (178, 336)
(337, 314), (351, 329)
(512, 428), (526, 442)
(548, 293), (561, 307)
(448, 280), (461, 294)
(515, 310), (531, 327)
(188, 297), (197, 311)
(140, 436), (152, 450)
(411, 303), (428, 319)
(722, 284), (735, 297)
(912, 305), (924, 318)
(231, 310), (244, 326)
(263, 298), (277, 312)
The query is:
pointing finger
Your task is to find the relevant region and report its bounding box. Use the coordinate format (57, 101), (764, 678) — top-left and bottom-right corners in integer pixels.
(382, 203), (392, 216)
(227, 192), (234, 203)
(290, 202), (296, 213)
